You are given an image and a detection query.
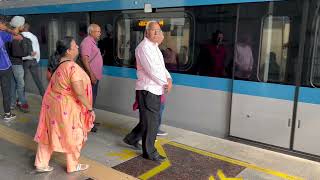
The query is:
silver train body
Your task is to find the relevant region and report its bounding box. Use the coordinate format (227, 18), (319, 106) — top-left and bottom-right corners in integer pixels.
(2, 0), (320, 158)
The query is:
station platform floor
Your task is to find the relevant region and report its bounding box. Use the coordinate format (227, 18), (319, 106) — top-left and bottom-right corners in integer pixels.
(0, 93), (319, 180)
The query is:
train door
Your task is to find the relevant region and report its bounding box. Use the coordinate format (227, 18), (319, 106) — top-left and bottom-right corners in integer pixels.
(229, 1), (303, 148)
(293, 0), (320, 156)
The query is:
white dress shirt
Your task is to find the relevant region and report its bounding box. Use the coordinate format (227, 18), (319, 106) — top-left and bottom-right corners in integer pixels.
(234, 43), (254, 78)
(135, 37), (172, 95)
(21, 31), (40, 63)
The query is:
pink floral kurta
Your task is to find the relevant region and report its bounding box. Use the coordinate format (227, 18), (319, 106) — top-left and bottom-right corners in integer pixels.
(34, 61), (94, 153)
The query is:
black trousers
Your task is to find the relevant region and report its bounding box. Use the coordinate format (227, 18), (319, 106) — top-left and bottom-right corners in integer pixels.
(0, 68), (13, 113)
(125, 90), (161, 158)
(23, 60), (45, 96)
(92, 80), (99, 107)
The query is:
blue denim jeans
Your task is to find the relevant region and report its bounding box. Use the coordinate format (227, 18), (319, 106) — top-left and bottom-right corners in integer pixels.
(11, 65), (27, 106)
(158, 102), (165, 130)
(0, 68), (13, 113)
(23, 60), (45, 96)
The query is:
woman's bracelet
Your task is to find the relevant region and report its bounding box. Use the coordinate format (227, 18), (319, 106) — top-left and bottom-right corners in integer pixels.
(88, 109), (94, 112)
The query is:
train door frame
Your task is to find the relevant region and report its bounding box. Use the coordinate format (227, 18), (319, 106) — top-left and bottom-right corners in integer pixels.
(229, 0), (311, 154)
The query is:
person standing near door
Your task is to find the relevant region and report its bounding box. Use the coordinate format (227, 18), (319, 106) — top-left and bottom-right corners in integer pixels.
(22, 23), (45, 97)
(80, 24), (103, 132)
(123, 21), (172, 162)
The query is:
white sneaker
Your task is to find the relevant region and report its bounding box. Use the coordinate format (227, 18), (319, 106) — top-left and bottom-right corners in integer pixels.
(157, 130), (168, 136)
(3, 112), (16, 121)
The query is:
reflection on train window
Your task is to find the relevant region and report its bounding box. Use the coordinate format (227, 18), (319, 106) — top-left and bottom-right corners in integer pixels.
(24, 13), (88, 59)
(48, 20), (59, 59)
(310, 15), (320, 87)
(116, 16), (192, 71)
(258, 16), (290, 83)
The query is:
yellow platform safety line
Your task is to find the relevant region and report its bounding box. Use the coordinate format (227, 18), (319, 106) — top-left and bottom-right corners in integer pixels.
(217, 169), (243, 180)
(168, 142), (304, 180)
(107, 149), (139, 160)
(0, 124), (138, 180)
(17, 116), (30, 123)
(138, 138), (171, 180)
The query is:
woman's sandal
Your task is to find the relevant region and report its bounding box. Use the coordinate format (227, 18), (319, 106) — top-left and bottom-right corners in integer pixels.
(73, 164), (89, 172)
(36, 166), (54, 173)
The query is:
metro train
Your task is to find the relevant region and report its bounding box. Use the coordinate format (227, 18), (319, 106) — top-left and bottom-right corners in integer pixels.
(1, 0), (320, 158)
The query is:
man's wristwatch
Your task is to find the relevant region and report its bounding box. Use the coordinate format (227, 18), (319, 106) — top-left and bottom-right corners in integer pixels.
(88, 109), (94, 112)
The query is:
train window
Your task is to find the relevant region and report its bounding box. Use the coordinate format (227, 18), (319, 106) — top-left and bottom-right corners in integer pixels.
(115, 14), (192, 71)
(310, 15), (320, 87)
(48, 20), (59, 59)
(24, 13), (89, 59)
(195, 4), (238, 78)
(258, 15), (290, 83)
(235, 1), (302, 84)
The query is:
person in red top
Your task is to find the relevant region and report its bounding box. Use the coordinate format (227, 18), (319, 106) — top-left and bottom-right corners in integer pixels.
(207, 30), (226, 77)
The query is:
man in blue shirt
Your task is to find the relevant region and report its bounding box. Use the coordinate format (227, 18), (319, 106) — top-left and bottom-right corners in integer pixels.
(0, 16), (22, 120)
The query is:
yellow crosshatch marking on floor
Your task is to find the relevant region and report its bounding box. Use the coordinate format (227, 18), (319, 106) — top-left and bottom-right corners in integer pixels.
(138, 139), (171, 180)
(217, 169), (243, 180)
(135, 140), (304, 180)
(167, 142), (304, 180)
(107, 149), (138, 160)
(209, 169), (243, 180)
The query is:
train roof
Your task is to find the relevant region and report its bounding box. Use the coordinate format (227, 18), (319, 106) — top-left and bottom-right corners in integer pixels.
(0, 0), (277, 15)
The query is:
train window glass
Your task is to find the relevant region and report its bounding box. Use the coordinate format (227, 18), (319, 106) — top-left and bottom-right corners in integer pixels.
(258, 16), (290, 83)
(91, 11), (119, 66)
(48, 20), (59, 59)
(115, 16), (192, 71)
(236, 1), (302, 84)
(195, 4), (238, 78)
(309, 16), (320, 87)
(24, 13), (89, 59)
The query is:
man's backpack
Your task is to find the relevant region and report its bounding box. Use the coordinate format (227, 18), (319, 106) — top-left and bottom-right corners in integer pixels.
(21, 37), (33, 56)
(10, 37), (32, 57)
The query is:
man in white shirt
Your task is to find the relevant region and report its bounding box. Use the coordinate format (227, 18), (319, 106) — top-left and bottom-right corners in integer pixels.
(21, 23), (45, 96)
(123, 21), (172, 162)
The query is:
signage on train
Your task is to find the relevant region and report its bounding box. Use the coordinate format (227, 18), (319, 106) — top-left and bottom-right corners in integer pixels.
(138, 20), (164, 27)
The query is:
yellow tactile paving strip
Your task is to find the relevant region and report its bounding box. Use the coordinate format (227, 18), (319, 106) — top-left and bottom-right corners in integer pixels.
(0, 124), (137, 180)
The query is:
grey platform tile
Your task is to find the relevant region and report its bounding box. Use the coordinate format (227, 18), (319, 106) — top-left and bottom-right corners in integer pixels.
(0, 139), (88, 180)
(236, 169), (284, 180)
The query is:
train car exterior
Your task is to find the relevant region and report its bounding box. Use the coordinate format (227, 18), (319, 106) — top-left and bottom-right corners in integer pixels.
(1, 0), (320, 158)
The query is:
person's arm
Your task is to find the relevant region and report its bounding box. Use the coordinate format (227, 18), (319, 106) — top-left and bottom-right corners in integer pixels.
(46, 70), (52, 81)
(81, 55), (97, 84)
(71, 80), (92, 111)
(33, 36), (41, 62)
(249, 47), (254, 71)
(80, 41), (97, 84)
(165, 78), (172, 94)
(0, 24), (22, 41)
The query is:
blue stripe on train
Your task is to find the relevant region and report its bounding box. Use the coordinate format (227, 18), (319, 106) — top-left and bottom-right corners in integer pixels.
(298, 87), (320, 105)
(232, 80), (295, 101)
(102, 66), (297, 101)
(39, 59), (307, 102)
(1, 0), (279, 15)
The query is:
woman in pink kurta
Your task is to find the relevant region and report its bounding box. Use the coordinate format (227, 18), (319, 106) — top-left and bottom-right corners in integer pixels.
(34, 37), (95, 173)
